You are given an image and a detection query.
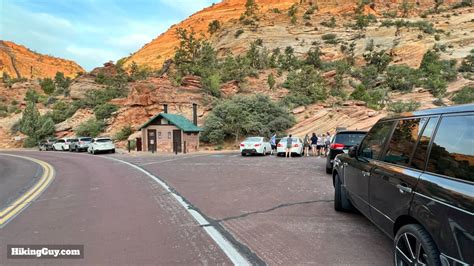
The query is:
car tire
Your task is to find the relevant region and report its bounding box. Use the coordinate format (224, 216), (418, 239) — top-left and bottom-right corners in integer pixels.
(334, 173), (353, 212)
(75, 147), (79, 152)
(394, 224), (441, 266)
(262, 148), (266, 156)
(326, 166), (332, 174)
(111, 149), (115, 154)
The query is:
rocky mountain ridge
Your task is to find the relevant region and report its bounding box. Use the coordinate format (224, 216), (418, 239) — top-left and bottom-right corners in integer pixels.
(0, 40), (85, 79)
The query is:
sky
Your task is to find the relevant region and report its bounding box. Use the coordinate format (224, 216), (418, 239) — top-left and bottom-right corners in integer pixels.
(1, 0), (219, 70)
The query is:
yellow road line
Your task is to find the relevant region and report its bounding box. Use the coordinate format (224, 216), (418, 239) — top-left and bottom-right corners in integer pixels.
(0, 154), (55, 227)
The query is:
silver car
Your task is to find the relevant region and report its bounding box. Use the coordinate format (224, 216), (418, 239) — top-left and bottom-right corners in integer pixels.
(69, 137), (93, 152)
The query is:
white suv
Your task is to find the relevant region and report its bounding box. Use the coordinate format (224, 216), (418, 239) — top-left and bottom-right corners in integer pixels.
(52, 138), (78, 151)
(88, 138), (115, 154)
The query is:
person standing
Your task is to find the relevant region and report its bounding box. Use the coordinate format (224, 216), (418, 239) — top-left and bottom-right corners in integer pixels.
(303, 134), (310, 157)
(270, 133), (277, 154)
(310, 133), (318, 157)
(317, 134), (325, 157)
(325, 132), (332, 157)
(286, 134), (293, 158)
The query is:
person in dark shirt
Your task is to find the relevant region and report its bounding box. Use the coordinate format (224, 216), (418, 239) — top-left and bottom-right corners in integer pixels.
(286, 134), (293, 158)
(310, 133), (318, 157)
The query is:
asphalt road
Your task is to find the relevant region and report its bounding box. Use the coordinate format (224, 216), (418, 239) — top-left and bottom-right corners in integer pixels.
(0, 151), (229, 265)
(113, 152), (393, 265)
(0, 150), (392, 265)
(0, 154), (42, 210)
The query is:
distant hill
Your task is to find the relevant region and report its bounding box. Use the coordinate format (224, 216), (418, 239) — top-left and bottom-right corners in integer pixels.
(0, 40), (85, 79)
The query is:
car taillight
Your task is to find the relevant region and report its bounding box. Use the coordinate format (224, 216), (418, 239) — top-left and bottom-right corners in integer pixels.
(293, 144), (299, 147)
(277, 143), (283, 147)
(330, 143), (345, 150)
(240, 143), (245, 147)
(254, 144), (261, 147)
(79, 141), (84, 144)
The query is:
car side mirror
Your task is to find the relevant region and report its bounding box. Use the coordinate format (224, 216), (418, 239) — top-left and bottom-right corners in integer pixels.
(349, 145), (358, 158)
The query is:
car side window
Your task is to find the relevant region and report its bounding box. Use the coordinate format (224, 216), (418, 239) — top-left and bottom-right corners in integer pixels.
(358, 121), (395, 160)
(381, 118), (426, 167)
(411, 117), (439, 170)
(426, 115), (474, 182)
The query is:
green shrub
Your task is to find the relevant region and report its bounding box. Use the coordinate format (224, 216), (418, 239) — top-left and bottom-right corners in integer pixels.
(425, 75), (447, 97)
(267, 73), (276, 90)
(94, 103), (118, 120)
(451, 86), (474, 104)
(459, 49), (474, 72)
(202, 73), (221, 97)
(39, 78), (55, 95)
(387, 100), (421, 113)
(201, 95), (295, 144)
(271, 8), (281, 13)
(75, 119), (105, 137)
(381, 19), (436, 34)
(234, 29), (244, 38)
(321, 33), (338, 44)
(19, 102), (55, 145)
(208, 20), (221, 35)
(282, 65), (327, 107)
(46, 101), (78, 124)
(24, 89), (39, 103)
(320, 17), (336, 28)
(385, 65), (417, 92)
(115, 125), (134, 141)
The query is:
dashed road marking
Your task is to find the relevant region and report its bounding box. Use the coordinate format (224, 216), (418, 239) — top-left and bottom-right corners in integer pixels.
(0, 154), (55, 228)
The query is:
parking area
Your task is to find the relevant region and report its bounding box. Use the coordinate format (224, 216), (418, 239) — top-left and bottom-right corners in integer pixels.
(111, 152), (392, 264)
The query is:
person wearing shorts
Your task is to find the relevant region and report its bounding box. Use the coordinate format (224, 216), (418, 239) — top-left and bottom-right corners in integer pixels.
(286, 134), (293, 158)
(317, 134), (325, 156)
(310, 133), (318, 156)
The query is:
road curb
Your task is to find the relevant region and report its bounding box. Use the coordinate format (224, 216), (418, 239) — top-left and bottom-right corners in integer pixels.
(0, 154), (55, 228)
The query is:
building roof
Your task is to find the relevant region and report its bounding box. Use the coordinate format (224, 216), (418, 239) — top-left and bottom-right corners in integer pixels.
(138, 113), (203, 132)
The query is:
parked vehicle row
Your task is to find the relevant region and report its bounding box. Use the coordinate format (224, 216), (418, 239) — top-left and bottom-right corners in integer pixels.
(39, 137), (115, 154)
(332, 103), (474, 265)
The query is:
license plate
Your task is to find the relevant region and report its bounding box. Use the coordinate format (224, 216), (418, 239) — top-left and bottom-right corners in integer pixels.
(343, 149), (349, 153)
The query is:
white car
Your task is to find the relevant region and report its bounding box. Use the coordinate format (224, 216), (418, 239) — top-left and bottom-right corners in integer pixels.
(88, 137), (116, 154)
(52, 137), (78, 151)
(276, 137), (304, 156)
(240, 137), (272, 156)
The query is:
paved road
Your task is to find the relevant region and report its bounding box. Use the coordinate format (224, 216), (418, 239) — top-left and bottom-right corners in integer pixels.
(0, 151), (229, 265)
(0, 154), (42, 210)
(113, 152), (393, 265)
(0, 150), (392, 265)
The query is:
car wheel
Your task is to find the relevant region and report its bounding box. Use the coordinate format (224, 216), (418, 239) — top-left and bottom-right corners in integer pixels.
(394, 224), (441, 266)
(326, 166), (332, 174)
(262, 148), (266, 156)
(334, 173), (353, 212)
(75, 147), (79, 152)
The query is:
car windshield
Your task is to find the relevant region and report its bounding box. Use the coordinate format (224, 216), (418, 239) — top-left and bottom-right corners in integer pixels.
(244, 137), (262, 142)
(334, 133), (366, 146)
(96, 139), (112, 143)
(80, 138), (92, 142)
(69, 139), (79, 142)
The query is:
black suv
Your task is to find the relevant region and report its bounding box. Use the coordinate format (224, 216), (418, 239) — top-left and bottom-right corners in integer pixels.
(326, 130), (367, 174)
(332, 104), (473, 265)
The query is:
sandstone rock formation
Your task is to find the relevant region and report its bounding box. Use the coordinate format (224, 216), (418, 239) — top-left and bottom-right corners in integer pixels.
(124, 0), (465, 70)
(0, 40), (85, 79)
